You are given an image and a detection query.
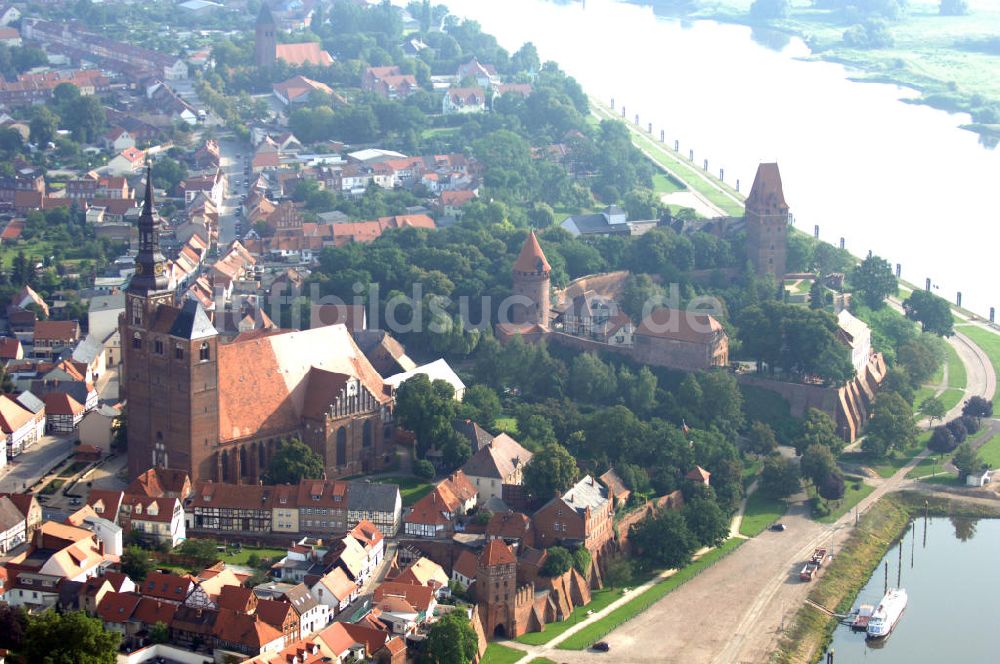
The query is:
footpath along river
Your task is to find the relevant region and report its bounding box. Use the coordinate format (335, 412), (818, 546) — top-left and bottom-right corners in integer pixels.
(441, 0), (1000, 317)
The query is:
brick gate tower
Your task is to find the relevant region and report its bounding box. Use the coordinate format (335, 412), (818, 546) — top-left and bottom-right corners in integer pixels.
(744, 162), (790, 281)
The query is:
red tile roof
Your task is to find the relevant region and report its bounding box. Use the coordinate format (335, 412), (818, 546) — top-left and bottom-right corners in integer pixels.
(635, 308), (724, 344)
(214, 609), (283, 650)
(133, 596), (178, 626)
(513, 231), (550, 273)
(275, 42), (334, 67)
(373, 581), (434, 613)
(97, 591), (142, 623)
(317, 621), (388, 656)
(140, 571), (193, 602)
(479, 540), (516, 567)
(32, 319), (80, 342)
(41, 392), (85, 416)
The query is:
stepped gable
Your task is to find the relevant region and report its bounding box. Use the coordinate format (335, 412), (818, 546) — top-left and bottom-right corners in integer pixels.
(216, 323), (388, 442)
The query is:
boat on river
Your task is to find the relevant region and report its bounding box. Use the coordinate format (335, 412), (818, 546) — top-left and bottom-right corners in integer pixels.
(866, 588), (907, 639)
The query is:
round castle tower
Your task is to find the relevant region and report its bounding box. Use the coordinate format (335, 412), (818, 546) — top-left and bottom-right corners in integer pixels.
(510, 231), (551, 328)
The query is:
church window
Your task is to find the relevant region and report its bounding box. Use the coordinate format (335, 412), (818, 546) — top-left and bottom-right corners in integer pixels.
(154, 340), (164, 355)
(175, 344), (184, 360)
(362, 420), (372, 448)
(131, 300), (142, 325)
(132, 333), (142, 349)
(199, 342), (210, 361)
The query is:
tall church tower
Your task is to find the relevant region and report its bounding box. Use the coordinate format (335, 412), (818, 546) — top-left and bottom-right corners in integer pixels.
(255, 2), (277, 68)
(123, 167), (220, 482)
(744, 162), (790, 281)
(510, 231), (551, 328)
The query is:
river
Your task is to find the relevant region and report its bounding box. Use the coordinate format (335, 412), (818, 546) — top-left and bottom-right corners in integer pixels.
(827, 516), (998, 662)
(440, 0), (1000, 317)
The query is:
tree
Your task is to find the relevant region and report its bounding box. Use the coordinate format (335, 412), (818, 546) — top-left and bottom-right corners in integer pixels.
(29, 106), (58, 147)
(962, 396), (993, 420)
(760, 454), (800, 499)
(746, 421), (778, 458)
(797, 408), (843, 455)
(64, 95), (106, 143)
(541, 546), (573, 577)
(903, 290), (954, 337)
(149, 620), (170, 644)
(176, 538), (221, 566)
(630, 508), (697, 569)
(0, 604), (27, 651)
(459, 384), (502, 430)
(919, 395), (946, 424)
(572, 547), (592, 576)
(414, 459), (435, 480)
(152, 157), (189, 195)
(423, 610), (478, 664)
(264, 438), (324, 485)
(800, 444), (837, 486)
(603, 557), (634, 587)
(817, 470), (846, 501)
(940, 0), (968, 15)
(22, 610), (121, 664)
(522, 443), (578, 501)
(395, 374), (458, 458)
(952, 441), (983, 480)
(947, 418), (969, 444)
(851, 254), (897, 309)
(928, 426), (957, 454)
(863, 391), (917, 458)
(120, 545), (153, 582)
(843, 20), (895, 49)
(808, 279), (826, 309)
(683, 496), (730, 547)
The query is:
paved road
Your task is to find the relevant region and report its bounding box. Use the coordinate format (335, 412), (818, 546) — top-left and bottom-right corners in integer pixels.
(216, 136), (250, 247)
(0, 433), (75, 493)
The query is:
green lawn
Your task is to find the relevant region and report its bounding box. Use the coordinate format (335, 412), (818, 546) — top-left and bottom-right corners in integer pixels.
(652, 171), (686, 194)
(741, 458), (762, 489)
(959, 327), (1000, 410)
(945, 343), (967, 390)
(904, 454), (949, 480)
(482, 643), (526, 664)
(848, 433), (929, 479)
(921, 474), (963, 486)
(976, 433), (1000, 468)
(739, 490), (788, 538)
(815, 480), (874, 524)
(218, 546), (286, 566)
(515, 587), (621, 645)
(377, 476), (436, 506)
(494, 417), (519, 435)
(528, 659), (557, 664)
(40, 479), (65, 495)
(936, 388), (966, 414)
(557, 539), (745, 650)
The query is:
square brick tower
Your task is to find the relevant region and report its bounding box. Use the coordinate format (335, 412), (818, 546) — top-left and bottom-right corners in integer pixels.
(744, 162), (790, 280)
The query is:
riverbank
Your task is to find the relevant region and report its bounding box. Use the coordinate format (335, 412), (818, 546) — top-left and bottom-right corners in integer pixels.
(771, 490), (1000, 664)
(641, 0), (1000, 143)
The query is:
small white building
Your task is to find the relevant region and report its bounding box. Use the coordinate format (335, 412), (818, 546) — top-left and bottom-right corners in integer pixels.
(385, 358), (466, 401)
(966, 469), (991, 487)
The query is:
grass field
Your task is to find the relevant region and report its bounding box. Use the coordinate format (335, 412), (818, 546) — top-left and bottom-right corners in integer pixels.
(378, 476), (436, 506)
(904, 454), (947, 479)
(482, 643), (526, 664)
(958, 327), (1000, 410)
(516, 587), (622, 645)
(652, 171), (686, 194)
(976, 433), (1000, 468)
(218, 546), (286, 566)
(528, 659), (557, 664)
(557, 539), (745, 650)
(945, 342), (967, 389)
(814, 479), (874, 524)
(739, 490), (787, 538)
(494, 417), (519, 435)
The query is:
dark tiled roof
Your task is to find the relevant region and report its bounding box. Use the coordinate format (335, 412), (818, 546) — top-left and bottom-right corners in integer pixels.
(168, 300), (217, 340)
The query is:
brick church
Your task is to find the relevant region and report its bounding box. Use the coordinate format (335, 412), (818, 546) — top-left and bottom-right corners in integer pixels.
(122, 169), (393, 483)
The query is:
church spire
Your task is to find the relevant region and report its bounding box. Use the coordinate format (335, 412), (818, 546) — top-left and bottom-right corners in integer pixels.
(128, 163), (169, 296)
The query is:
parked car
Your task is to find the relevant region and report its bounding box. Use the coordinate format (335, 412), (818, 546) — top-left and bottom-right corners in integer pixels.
(770, 522), (786, 532)
(592, 642), (610, 652)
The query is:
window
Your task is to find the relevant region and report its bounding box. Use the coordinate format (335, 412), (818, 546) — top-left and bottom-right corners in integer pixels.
(132, 333), (142, 349)
(154, 340), (164, 355)
(199, 342), (210, 361)
(131, 299), (142, 325)
(175, 344), (184, 360)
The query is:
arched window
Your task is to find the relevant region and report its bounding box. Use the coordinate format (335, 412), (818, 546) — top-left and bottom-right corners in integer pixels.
(336, 428), (347, 466)
(175, 344), (184, 360)
(362, 420), (372, 448)
(131, 299), (142, 325)
(239, 446), (248, 479)
(258, 443), (266, 469)
(199, 342), (210, 361)
(154, 339), (164, 355)
(132, 332), (142, 349)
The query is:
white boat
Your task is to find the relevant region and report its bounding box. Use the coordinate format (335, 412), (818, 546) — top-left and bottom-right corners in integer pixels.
(866, 588), (907, 639)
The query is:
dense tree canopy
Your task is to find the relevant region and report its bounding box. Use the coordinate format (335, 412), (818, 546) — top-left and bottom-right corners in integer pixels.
(851, 255), (897, 309)
(903, 289), (954, 337)
(423, 610), (478, 664)
(522, 442), (579, 501)
(22, 610), (120, 664)
(263, 439), (325, 485)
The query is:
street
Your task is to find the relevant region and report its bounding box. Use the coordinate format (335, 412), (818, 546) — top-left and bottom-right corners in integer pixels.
(216, 136), (251, 247)
(0, 432), (75, 494)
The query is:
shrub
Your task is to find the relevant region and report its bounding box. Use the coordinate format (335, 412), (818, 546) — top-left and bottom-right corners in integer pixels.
(413, 459), (435, 480)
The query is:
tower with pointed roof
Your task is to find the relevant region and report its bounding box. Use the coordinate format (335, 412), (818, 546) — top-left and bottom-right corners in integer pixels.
(744, 162), (790, 281)
(475, 540), (520, 638)
(255, 2), (277, 69)
(510, 231), (551, 328)
(122, 168), (221, 482)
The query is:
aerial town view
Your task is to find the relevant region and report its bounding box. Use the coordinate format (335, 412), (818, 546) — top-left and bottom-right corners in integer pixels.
(0, 0), (998, 662)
